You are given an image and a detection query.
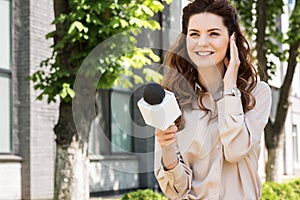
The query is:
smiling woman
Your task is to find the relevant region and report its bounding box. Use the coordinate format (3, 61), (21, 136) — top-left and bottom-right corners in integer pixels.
(186, 13), (229, 72)
(154, 0), (272, 199)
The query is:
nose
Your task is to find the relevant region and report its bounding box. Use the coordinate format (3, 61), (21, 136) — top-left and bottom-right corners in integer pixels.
(197, 35), (209, 46)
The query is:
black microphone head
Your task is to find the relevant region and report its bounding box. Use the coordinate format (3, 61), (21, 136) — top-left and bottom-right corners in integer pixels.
(143, 83), (165, 105)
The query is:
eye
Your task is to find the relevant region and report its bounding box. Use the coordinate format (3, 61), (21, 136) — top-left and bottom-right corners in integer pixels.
(189, 32), (199, 37)
(210, 32), (220, 37)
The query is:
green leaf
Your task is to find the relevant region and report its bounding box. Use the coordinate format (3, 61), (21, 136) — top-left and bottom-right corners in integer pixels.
(59, 83), (75, 99)
(31, 0), (174, 102)
(143, 68), (163, 83)
(120, 19), (129, 28)
(68, 21), (88, 34)
(59, 88), (68, 99)
(164, 0), (173, 4)
(45, 31), (55, 39)
(141, 5), (154, 16)
(67, 87), (75, 98)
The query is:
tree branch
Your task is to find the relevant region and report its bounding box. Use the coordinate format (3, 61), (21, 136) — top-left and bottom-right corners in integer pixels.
(273, 0), (300, 136)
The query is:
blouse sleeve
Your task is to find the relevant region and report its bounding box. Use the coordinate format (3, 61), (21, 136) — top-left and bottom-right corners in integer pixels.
(154, 138), (192, 199)
(216, 81), (272, 163)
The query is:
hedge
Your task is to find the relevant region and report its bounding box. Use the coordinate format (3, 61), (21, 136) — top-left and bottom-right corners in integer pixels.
(121, 189), (167, 200)
(120, 180), (300, 200)
(261, 180), (300, 200)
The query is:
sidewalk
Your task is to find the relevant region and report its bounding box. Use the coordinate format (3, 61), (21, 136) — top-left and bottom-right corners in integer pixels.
(90, 194), (122, 200)
(90, 198), (121, 200)
(90, 196), (121, 200)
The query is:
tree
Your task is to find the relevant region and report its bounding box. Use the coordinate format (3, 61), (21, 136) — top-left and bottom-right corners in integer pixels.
(30, 0), (172, 199)
(233, 0), (300, 181)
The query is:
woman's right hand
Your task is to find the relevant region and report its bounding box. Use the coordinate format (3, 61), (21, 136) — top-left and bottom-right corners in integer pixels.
(155, 124), (179, 170)
(155, 124), (178, 148)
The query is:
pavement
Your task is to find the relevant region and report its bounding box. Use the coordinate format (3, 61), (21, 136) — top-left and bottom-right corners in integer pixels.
(90, 194), (123, 200)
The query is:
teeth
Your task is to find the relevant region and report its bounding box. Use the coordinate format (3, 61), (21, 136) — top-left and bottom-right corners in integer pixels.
(196, 51), (212, 56)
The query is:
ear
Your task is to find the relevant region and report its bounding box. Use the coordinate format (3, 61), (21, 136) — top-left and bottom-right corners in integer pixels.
(224, 56), (229, 68)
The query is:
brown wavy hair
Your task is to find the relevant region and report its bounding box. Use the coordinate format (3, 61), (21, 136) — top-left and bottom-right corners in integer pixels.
(161, 0), (257, 127)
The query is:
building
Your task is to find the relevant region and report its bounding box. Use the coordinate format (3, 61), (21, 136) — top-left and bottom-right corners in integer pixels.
(0, 0), (299, 199)
(0, 0), (57, 199)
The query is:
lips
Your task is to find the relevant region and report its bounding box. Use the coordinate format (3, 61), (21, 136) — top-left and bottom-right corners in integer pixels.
(195, 51), (214, 56)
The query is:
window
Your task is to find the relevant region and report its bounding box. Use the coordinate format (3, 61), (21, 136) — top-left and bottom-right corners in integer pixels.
(0, 0), (12, 153)
(110, 89), (133, 153)
(292, 124), (299, 163)
(89, 88), (133, 154)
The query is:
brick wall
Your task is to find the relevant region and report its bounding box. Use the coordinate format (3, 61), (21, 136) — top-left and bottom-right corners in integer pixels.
(4, 1), (183, 199)
(29, 0), (57, 199)
(13, 0), (31, 198)
(13, 0), (58, 199)
(0, 156), (22, 200)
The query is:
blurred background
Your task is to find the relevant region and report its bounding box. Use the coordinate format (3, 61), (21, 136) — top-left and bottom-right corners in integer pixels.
(0, 0), (299, 199)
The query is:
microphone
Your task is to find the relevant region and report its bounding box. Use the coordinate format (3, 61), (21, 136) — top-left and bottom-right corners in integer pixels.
(137, 83), (181, 130)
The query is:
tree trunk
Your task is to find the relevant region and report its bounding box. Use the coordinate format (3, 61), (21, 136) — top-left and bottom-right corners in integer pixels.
(256, 0), (268, 81)
(265, 137), (284, 182)
(54, 137), (89, 200)
(54, 102), (90, 200)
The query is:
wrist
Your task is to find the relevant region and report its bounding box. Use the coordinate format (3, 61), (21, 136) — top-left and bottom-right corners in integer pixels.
(223, 83), (237, 91)
(161, 142), (178, 170)
(223, 78), (237, 91)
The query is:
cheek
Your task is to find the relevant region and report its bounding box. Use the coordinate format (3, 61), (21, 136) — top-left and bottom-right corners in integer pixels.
(186, 38), (197, 59)
(217, 41), (229, 57)
(186, 38), (197, 50)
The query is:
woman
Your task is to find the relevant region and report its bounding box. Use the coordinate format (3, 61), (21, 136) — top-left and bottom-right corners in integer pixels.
(154, 0), (272, 199)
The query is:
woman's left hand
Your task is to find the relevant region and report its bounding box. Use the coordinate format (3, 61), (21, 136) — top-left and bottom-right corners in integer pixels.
(223, 33), (240, 90)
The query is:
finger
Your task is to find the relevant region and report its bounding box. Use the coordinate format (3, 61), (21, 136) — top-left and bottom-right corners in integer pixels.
(160, 138), (176, 147)
(155, 125), (178, 135)
(157, 133), (176, 142)
(155, 125), (178, 146)
(157, 130), (177, 139)
(168, 124), (178, 132)
(156, 132), (176, 147)
(230, 33), (240, 65)
(229, 33), (236, 59)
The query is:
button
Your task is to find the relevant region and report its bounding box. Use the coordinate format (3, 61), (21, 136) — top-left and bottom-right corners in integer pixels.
(216, 145), (220, 150)
(215, 167), (220, 173)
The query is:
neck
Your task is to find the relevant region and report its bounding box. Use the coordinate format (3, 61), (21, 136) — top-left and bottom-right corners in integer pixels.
(198, 64), (225, 99)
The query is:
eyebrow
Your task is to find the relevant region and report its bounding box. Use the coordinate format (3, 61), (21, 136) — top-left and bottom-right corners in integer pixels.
(188, 28), (222, 32)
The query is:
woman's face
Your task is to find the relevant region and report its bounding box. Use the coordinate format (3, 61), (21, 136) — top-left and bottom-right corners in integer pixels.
(186, 12), (229, 70)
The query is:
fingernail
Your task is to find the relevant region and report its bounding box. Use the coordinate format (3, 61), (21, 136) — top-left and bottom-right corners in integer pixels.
(231, 33), (235, 40)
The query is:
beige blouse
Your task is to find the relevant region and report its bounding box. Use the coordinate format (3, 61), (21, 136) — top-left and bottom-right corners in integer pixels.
(154, 81), (272, 200)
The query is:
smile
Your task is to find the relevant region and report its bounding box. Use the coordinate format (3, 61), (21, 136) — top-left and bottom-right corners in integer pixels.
(195, 51), (214, 56)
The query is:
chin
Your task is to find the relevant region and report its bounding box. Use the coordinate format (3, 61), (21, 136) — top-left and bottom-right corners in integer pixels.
(194, 61), (217, 69)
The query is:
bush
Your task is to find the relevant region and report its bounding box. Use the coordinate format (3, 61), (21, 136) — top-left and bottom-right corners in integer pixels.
(261, 180), (300, 200)
(120, 179), (300, 200)
(121, 189), (167, 200)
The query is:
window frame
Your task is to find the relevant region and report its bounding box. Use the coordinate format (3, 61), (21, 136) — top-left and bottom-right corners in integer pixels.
(89, 88), (135, 155)
(0, 0), (13, 153)
(109, 88), (134, 154)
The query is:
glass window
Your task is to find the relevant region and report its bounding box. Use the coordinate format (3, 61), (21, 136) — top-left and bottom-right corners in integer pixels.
(110, 90), (133, 153)
(0, 0), (11, 69)
(89, 89), (134, 154)
(292, 124), (299, 163)
(0, 0), (11, 153)
(0, 75), (11, 152)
